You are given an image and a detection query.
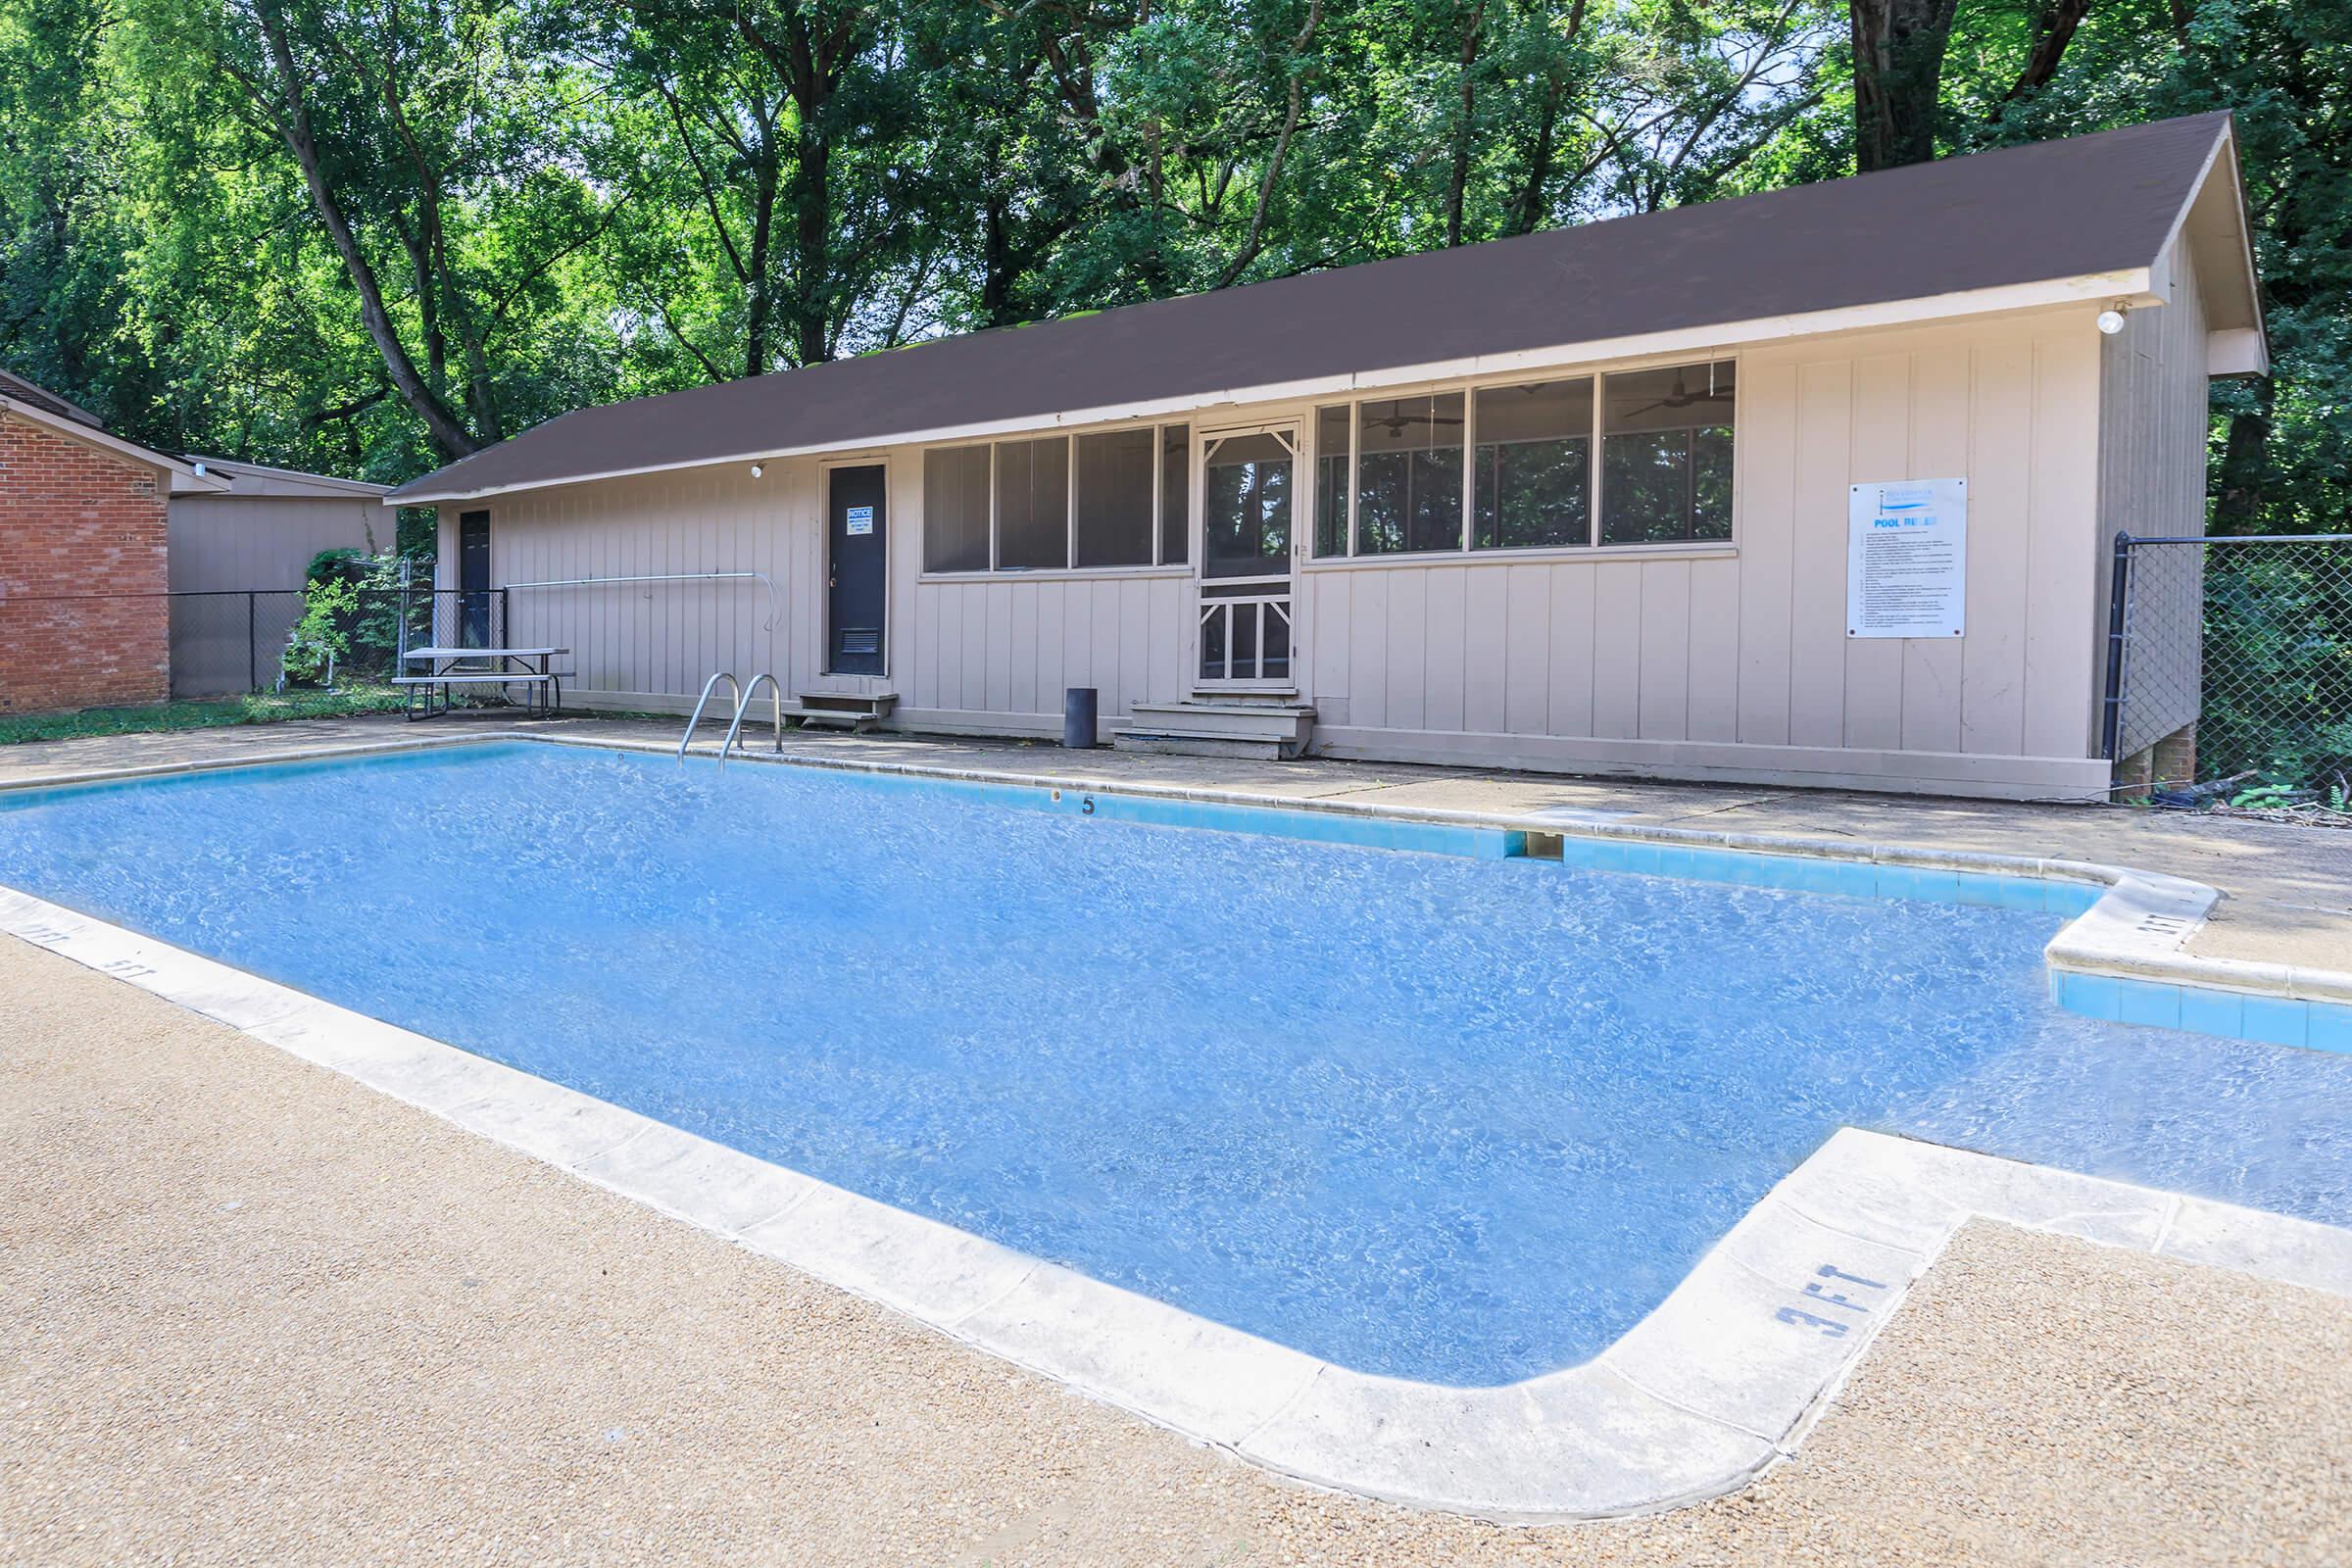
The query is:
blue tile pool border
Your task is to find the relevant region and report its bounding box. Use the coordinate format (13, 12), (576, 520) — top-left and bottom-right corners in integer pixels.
(3, 728), (2347, 1059)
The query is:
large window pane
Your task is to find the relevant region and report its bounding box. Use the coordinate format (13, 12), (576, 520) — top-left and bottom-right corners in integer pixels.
(1074, 428), (1154, 567)
(1202, 431), (1293, 579)
(1474, 379), (1592, 549)
(1314, 404), (1350, 557)
(1355, 392), (1465, 554)
(923, 445), (991, 572)
(1599, 361), (1736, 544)
(996, 436), (1070, 568)
(1159, 424), (1189, 565)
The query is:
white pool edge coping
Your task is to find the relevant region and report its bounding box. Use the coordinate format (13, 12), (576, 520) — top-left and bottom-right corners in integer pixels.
(5, 736), (2352, 1519)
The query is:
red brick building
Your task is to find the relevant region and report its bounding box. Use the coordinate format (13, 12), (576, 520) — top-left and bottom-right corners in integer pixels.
(0, 371), (225, 714)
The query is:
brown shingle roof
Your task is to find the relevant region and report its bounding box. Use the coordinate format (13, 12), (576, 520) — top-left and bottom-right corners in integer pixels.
(392, 113), (2239, 504)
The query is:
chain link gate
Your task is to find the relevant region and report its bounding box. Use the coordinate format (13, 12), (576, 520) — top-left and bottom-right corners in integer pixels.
(2104, 532), (2352, 799)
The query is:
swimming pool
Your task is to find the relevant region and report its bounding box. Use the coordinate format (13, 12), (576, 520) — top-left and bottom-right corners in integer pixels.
(1, 739), (2346, 1391)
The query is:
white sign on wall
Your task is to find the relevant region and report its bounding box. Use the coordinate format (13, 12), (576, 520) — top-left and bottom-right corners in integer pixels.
(845, 505), (875, 537)
(1847, 478), (1967, 639)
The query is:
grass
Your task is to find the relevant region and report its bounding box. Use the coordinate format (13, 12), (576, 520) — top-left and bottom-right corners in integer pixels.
(0, 682), (411, 746)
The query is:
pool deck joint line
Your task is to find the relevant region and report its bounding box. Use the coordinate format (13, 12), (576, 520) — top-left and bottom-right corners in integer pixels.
(5, 734), (2352, 1519)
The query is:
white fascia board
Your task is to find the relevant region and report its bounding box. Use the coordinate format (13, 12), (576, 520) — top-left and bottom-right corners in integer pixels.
(392, 269), (2151, 506)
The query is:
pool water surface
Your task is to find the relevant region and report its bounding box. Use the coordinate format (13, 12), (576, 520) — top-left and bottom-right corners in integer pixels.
(1, 740), (2345, 1386)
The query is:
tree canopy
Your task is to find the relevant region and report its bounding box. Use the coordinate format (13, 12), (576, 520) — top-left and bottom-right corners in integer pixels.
(0, 0), (2342, 532)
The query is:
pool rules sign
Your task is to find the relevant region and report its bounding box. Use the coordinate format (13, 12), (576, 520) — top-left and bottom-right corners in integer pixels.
(1847, 478), (1966, 638)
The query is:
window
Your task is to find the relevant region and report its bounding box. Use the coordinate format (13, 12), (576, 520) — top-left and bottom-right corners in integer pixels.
(996, 436), (1070, 568)
(1159, 424), (1190, 565)
(923, 446), (990, 572)
(1075, 428), (1154, 567)
(1356, 392), (1464, 554)
(1313, 405), (1349, 557)
(924, 422), (1193, 574)
(1202, 431), (1293, 579)
(1600, 361), (1735, 544)
(1474, 379), (1591, 550)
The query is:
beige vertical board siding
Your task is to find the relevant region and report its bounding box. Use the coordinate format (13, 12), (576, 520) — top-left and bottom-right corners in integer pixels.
(1735, 359), (1799, 745)
(1424, 567), (1467, 732)
(1786, 360), (1852, 748)
(1843, 352), (1911, 751)
(166, 495), (383, 593)
(1460, 567), (1506, 733)
(1546, 564), (1594, 737)
(1591, 561), (1642, 739)
(1311, 570), (1351, 725)
(2099, 240), (2212, 754)
(1348, 571), (1389, 729)
(1687, 556), (1740, 742)
(2022, 323), (2106, 760)
(1961, 331), (2034, 757)
(1902, 344), (1972, 754)
(1637, 560), (1691, 740)
(1388, 571), (1428, 731)
(1502, 564), (1550, 736)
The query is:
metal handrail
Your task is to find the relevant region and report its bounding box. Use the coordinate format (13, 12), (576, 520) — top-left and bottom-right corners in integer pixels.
(718, 672), (785, 768)
(502, 570), (782, 630)
(678, 670), (741, 763)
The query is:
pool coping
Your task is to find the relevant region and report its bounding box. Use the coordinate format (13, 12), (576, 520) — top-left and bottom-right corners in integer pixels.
(5, 734), (2352, 1517)
(4, 877), (2349, 1522)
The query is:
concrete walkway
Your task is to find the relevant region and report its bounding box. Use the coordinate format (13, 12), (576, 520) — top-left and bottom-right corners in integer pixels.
(4, 936), (2348, 1567)
(4, 711), (2346, 968)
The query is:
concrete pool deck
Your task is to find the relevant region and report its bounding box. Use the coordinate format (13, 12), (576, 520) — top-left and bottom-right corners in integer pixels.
(5, 933), (2350, 1565)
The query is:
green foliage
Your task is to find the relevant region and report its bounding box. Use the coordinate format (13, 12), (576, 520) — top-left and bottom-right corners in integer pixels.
(0, 0), (2342, 554)
(281, 575), (359, 686)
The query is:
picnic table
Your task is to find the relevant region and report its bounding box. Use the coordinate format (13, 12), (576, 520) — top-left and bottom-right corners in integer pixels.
(396, 646), (569, 719)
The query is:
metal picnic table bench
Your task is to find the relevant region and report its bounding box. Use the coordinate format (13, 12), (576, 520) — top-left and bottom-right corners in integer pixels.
(396, 646), (569, 719)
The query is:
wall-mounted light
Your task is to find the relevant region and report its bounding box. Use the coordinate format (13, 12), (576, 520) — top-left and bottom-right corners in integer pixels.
(2096, 304), (2130, 336)
(750, 463), (764, 478)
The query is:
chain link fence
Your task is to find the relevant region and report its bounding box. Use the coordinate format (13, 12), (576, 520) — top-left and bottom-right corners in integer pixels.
(2106, 533), (2352, 800)
(0, 587), (506, 703)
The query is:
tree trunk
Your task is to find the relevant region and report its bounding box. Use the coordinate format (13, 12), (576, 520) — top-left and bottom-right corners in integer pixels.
(247, 7), (478, 458)
(1849, 0), (1960, 172)
(2211, 396), (2272, 536)
(1445, 0), (1486, 248)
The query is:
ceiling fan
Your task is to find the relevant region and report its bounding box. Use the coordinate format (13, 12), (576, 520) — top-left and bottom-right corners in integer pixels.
(1370, 406), (1465, 436)
(1625, 368), (1732, 418)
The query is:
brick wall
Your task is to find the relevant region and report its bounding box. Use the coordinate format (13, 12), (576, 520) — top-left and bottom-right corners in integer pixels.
(0, 412), (172, 712)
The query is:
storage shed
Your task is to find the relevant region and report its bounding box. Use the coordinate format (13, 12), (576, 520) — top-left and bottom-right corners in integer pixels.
(388, 113), (2264, 800)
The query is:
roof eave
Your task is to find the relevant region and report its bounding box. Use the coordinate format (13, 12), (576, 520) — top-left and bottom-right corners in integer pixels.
(389, 267), (2152, 507)
(0, 394), (230, 490)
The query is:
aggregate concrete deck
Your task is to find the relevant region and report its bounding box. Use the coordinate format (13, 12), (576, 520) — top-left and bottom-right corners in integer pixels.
(3, 711), (2343, 970)
(4, 935), (2348, 1566)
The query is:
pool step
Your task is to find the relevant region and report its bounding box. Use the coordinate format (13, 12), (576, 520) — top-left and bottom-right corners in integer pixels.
(795, 691), (897, 733)
(1113, 701), (1315, 760)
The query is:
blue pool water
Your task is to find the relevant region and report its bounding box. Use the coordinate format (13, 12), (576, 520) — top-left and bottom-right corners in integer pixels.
(2, 740), (2347, 1385)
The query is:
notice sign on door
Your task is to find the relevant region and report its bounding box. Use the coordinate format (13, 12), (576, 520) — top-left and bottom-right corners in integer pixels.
(1847, 478), (1966, 638)
(846, 505), (875, 536)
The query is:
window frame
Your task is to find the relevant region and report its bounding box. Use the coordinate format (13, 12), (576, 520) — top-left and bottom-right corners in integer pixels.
(1304, 352), (1740, 567)
(919, 419), (1196, 581)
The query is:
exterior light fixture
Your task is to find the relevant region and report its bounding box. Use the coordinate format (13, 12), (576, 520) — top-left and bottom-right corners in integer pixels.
(2096, 306), (2129, 335)
(750, 463), (764, 477)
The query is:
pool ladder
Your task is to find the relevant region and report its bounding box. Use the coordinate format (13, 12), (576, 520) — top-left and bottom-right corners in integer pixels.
(678, 670), (785, 768)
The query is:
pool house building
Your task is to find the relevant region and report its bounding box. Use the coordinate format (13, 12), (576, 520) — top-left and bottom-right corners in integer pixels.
(387, 112), (2263, 801)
